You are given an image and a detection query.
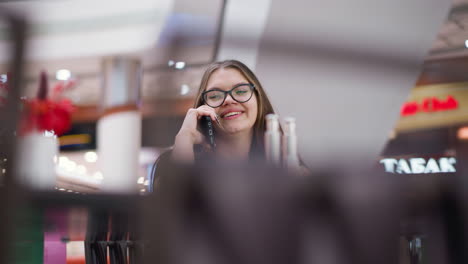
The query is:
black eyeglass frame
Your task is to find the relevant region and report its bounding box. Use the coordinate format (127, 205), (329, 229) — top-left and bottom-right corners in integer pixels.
(202, 83), (256, 108)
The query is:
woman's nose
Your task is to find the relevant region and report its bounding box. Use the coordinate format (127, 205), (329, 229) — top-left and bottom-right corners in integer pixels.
(222, 93), (236, 105)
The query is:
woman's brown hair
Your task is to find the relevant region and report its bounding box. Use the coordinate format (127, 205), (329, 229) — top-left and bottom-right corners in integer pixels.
(193, 60), (275, 157)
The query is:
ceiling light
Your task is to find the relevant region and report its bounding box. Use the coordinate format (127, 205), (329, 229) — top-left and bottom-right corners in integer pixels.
(168, 60), (175, 66)
(58, 156), (69, 166)
(0, 74), (7, 82)
(56, 69), (71, 81)
(465, 40), (468, 48)
(175, 61), (185, 69)
(180, 84), (190, 95)
(137, 177), (145, 184)
(65, 160), (76, 171)
(84, 151), (98, 163)
(93, 171), (103, 180)
(76, 165), (87, 174)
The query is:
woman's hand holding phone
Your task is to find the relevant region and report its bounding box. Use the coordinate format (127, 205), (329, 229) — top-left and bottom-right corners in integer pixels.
(172, 105), (220, 163)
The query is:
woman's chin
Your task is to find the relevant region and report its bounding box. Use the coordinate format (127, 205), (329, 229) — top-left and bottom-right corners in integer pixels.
(218, 125), (246, 135)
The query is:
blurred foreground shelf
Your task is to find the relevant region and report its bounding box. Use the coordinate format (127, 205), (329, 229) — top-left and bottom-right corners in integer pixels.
(24, 190), (143, 211)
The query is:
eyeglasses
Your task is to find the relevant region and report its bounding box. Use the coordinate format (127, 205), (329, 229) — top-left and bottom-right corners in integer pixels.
(202, 83), (256, 108)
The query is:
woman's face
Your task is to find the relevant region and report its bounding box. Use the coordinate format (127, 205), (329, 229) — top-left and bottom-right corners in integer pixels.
(205, 68), (258, 135)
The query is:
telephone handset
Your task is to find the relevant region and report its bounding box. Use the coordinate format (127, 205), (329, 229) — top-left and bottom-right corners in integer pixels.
(200, 115), (216, 149)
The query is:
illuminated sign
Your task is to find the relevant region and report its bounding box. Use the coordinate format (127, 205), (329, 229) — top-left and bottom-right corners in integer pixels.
(59, 134), (91, 147)
(401, 95), (458, 116)
(380, 157), (456, 174)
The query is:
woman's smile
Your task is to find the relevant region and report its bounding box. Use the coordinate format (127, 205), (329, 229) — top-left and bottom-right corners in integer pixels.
(220, 108), (245, 120)
(222, 111), (243, 120)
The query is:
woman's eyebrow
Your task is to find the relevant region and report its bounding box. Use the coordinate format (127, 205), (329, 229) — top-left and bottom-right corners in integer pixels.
(207, 82), (249, 91)
(205, 86), (220, 91)
(234, 81), (249, 86)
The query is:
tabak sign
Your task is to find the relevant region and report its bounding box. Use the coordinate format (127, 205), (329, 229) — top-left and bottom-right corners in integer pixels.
(400, 95), (458, 116)
(380, 157), (456, 174)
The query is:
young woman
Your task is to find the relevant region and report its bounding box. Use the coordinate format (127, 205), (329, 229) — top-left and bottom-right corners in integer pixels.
(152, 59), (307, 186)
(171, 59), (275, 163)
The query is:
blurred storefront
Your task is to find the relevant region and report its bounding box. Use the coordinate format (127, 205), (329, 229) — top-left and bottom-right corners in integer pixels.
(381, 57), (468, 263)
(381, 58), (468, 177)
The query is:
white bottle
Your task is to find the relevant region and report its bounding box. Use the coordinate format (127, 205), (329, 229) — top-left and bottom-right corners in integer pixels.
(282, 117), (300, 173)
(265, 114), (281, 165)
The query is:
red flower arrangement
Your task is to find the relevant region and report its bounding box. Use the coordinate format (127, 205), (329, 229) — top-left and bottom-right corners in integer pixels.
(19, 71), (76, 136)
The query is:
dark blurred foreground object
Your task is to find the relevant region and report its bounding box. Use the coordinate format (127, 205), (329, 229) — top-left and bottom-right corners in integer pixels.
(0, 6), (28, 264)
(8, 159), (468, 264)
(142, 160), (415, 264)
